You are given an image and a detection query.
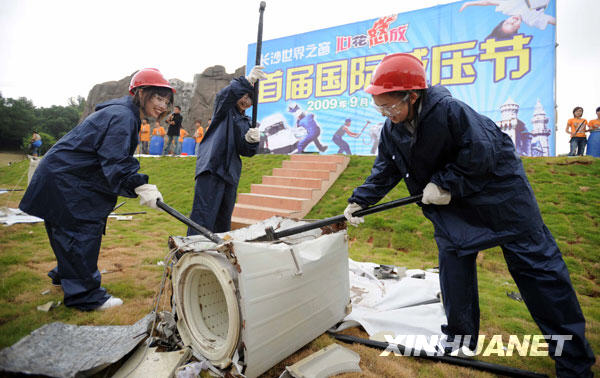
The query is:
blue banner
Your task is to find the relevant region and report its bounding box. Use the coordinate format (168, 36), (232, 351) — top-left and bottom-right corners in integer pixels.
(247, 0), (556, 156)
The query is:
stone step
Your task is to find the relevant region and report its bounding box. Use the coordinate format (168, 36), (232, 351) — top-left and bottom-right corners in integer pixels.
(282, 160), (338, 171)
(231, 216), (259, 229)
(272, 167), (332, 180)
(237, 193), (307, 211)
(290, 154), (348, 164)
(251, 184), (315, 199)
(262, 176), (323, 189)
(232, 203), (298, 220)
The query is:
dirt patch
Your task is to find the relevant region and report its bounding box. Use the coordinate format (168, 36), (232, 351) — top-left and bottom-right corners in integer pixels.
(0, 151), (27, 167)
(548, 160), (593, 166)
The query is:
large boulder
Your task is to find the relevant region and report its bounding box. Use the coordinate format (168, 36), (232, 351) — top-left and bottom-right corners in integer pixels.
(80, 65), (246, 134)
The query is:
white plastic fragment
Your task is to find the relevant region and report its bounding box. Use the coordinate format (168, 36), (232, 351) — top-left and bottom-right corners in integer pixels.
(112, 341), (191, 378)
(284, 343), (361, 378)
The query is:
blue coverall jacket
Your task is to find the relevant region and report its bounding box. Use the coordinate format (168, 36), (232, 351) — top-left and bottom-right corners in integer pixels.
(20, 96), (148, 225)
(349, 85), (542, 255)
(349, 85), (595, 376)
(194, 76), (258, 185)
(188, 77), (258, 233)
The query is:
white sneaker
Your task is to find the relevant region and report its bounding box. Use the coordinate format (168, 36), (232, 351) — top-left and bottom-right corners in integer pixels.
(96, 296), (123, 310)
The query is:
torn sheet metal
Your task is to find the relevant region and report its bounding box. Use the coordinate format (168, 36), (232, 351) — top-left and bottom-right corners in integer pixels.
(336, 259), (447, 338)
(170, 216), (350, 378)
(283, 343), (361, 378)
(112, 341), (191, 378)
(0, 207), (43, 225)
(0, 314), (153, 378)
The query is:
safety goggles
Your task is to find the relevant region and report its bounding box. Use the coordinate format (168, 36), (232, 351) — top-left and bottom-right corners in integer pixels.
(372, 93), (409, 117)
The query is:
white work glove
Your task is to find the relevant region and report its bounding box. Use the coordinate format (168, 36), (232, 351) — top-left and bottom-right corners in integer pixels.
(245, 128), (260, 143)
(246, 65), (267, 85)
(422, 182), (451, 205)
(134, 184), (163, 209)
(344, 202), (364, 227)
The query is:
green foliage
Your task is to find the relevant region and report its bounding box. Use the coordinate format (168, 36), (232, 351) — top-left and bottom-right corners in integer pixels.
(0, 93), (84, 151)
(0, 95), (36, 148)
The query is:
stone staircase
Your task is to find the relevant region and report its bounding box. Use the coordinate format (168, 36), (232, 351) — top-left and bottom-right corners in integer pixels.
(231, 154), (350, 229)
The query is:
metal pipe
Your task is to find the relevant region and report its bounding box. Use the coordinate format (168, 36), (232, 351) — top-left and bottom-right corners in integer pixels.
(329, 332), (547, 378)
(251, 1), (266, 129)
(249, 194), (422, 241)
(156, 200), (223, 244)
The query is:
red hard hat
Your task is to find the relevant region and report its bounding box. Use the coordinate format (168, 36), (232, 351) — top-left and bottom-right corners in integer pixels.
(365, 53), (427, 95)
(129, 68), (175, 95)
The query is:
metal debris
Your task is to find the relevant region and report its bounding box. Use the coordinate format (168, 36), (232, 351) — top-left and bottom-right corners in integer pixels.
(0, 314), (154, 378)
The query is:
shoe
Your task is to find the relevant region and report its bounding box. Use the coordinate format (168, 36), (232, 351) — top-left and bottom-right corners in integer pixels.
(96, 296), (123, 310)
(319, 145), (328, 152)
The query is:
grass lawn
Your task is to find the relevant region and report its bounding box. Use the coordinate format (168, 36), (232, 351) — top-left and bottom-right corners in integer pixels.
(0, 154), (598, 377)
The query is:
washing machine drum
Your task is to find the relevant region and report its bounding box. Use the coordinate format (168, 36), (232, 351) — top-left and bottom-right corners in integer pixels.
(172, 252), (240, 368)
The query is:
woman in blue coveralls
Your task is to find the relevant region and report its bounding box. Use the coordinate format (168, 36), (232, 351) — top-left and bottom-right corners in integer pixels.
(343, 53), (595, 377)
(187, 66), (266, 234)
(19, 68), (172, 311)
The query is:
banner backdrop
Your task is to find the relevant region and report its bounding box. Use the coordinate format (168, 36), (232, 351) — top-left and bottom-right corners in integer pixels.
(247, 0), (556, 156)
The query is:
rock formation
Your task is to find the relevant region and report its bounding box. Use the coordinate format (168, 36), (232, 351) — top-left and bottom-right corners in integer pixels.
(80, 65), (246, 133)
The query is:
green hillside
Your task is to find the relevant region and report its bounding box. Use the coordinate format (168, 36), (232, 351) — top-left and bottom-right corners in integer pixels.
(0, 154), (598, 376)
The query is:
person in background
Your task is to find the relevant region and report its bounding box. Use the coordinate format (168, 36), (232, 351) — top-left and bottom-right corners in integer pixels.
(565, 106), (587, 156)
(588, 106), (600, 132)
(152, 120), (166, 138)
(176, 127), (188, 155)
(343, 53), (595, 376)
(194, 120), (205, 155)
(187, 66), (265, 234)
(163, 106), (183, 155)
(19, 68), (172, 311)
(139, 118), (151, 154)
(30, 130), (42, 157)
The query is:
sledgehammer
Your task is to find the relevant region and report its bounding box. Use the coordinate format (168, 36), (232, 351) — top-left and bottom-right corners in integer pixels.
(251, 1), (266, 129)
(156, 200), (224, 244)
(249, 194), (422, 242)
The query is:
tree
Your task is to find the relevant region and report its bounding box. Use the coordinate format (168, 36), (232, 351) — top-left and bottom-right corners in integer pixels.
(0, 93), (84, 151)
(0, 94), (37, 149)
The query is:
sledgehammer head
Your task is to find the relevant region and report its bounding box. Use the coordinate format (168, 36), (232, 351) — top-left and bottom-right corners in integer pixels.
(259, 1), (266, 11)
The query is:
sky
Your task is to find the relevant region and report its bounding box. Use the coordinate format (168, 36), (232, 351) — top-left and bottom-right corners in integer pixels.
(0, 0), (598, 155)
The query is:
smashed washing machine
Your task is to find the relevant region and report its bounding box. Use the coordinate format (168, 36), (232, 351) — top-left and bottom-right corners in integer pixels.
(169, 217), (351, 377)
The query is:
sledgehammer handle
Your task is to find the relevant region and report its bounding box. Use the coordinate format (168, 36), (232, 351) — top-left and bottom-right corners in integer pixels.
(156, 200), (224, 244)
(251, 1), (266, 129)
(252, 194), (423, 241)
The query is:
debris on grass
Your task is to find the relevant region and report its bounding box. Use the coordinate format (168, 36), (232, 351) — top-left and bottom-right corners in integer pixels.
(506, 291), (523, 302)
(37, 301), (60, 312)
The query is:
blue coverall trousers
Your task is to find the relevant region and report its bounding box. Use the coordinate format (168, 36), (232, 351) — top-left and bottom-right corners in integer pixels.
(45, 220), (110, 310)
(436, 225), (595, 377)
(188, 172), (237, 234)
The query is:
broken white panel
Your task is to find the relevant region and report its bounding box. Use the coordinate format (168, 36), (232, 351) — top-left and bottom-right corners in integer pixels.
(337, 259), (447, 338)
(0, 208), (43, 225)
(171, 218), (350, 378)
(112, 341), (191, 378)
(284, 343), (361, 378)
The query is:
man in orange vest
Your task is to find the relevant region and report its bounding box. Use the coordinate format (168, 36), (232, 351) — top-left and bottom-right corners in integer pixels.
(152, 121), (166, 138)
(176, 127), (188, 155)
(194, 120), (204, 155)
(139, 118), (151, 154)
